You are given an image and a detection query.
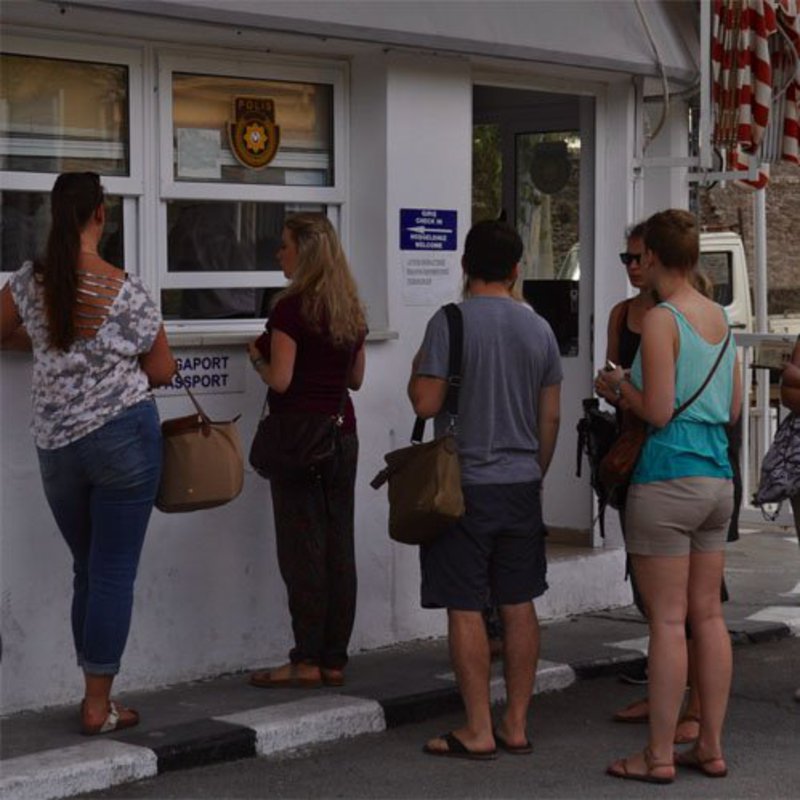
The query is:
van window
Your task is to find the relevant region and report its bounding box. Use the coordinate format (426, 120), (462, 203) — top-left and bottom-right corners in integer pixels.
(698, 251), (733, 306)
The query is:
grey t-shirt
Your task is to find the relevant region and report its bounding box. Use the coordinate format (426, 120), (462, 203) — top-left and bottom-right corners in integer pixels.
(415, 296), (562, 485)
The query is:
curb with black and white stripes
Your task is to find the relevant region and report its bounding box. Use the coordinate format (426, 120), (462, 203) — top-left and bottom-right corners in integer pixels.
(1, 626), (793, 800)
(0, 660), (574, 800)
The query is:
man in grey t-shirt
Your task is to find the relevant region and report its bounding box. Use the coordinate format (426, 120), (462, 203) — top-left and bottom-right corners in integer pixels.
(409, 220), (562, 760)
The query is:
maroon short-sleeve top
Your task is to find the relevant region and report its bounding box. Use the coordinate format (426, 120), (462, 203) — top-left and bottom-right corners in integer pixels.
(257, 293), (364, 434)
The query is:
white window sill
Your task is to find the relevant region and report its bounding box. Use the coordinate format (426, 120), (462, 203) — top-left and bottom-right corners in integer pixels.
(165, 322), (398, 347)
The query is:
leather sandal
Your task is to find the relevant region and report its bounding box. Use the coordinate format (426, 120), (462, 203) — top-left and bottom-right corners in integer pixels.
(81, 701), (140, 736)
(612, 697), (649, 724)
(321, 668), (345, 687)
(674, 712), (701, 744)
(607, 746), (675, 784)
(249, 664), (322, 688)
(675, 747), (728, 778)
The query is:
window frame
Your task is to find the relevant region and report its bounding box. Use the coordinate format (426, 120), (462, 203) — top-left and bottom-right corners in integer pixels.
(153, 52), (349, 339)
(1, 36), (144, 284)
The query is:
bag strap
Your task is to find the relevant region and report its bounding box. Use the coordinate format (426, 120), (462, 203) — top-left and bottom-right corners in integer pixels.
(671, 327), (732, 420)
(411, 303), (463, 443)
(175, 371), (211, 423)
(333, 344), (357, 425)
(177, 374), (241, 425)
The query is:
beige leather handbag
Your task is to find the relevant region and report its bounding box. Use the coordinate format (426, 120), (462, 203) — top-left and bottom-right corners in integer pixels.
(156, 385), (243, 513)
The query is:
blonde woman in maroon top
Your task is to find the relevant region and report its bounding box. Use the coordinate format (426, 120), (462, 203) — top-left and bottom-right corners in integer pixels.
(247, 213), (366, 688)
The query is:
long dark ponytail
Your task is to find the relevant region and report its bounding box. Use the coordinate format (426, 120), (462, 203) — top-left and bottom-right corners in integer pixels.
(33, 172), (104, 350)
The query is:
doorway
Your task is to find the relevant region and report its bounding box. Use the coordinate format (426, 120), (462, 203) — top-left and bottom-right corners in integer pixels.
(472, 84), (596, 545)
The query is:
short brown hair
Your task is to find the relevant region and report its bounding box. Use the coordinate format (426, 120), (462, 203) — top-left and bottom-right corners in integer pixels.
(463, 219), (523, 282)
(643, 209), (698, 270)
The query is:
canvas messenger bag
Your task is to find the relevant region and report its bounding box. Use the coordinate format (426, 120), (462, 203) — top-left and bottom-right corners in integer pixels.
(371, 304), (465, 545)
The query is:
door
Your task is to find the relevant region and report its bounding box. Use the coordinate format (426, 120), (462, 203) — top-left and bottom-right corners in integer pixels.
(473, 86), (596, 545)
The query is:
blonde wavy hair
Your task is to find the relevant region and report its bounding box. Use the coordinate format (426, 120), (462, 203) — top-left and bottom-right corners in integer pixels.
(273, 213), (366, 345)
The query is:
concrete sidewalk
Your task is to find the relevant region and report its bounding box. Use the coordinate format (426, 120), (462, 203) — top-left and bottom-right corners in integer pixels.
(2, 525), (798, 800)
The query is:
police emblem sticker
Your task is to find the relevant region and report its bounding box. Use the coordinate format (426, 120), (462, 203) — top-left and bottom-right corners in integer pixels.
(228, 97), (280, 170)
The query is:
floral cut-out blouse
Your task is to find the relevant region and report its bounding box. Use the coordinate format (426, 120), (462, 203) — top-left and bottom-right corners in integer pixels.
(9, 261), (163, 449)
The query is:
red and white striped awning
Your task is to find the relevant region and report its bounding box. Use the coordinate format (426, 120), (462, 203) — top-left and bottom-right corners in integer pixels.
(712, 0), (800, 188)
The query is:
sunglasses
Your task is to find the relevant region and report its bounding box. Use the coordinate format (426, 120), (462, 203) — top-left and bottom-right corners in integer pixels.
(619, 252), (643, 266)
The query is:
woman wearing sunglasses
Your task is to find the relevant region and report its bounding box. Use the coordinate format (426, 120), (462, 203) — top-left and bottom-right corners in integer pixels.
(606, 223), (655, 371)
(603, 223), (654, 672)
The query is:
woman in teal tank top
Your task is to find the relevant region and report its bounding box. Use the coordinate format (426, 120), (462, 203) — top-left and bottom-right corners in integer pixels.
(597, 210), (742, 784)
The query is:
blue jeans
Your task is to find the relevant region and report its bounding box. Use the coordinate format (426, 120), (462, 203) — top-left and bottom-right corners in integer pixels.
(37, 399), (161, 675)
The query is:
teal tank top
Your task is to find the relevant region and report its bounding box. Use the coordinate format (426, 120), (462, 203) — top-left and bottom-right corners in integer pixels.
(629, 302), (735, 484)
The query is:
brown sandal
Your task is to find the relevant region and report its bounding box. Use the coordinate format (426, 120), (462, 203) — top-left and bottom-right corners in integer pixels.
(675, 747), (728, 778)
(674, 712), (700, 744)
(249, 664), (322, 689)
(612, 697), (649, 723)
(607, 746), (675, 784)
(320, 668), (345, 687)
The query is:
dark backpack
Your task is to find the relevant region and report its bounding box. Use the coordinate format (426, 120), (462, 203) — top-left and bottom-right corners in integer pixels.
(576, 398), (620, 536)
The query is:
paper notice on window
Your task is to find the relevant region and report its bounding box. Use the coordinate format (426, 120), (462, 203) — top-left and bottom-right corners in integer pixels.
(177, 128), (221, 180)
(401, 252), (457, 306)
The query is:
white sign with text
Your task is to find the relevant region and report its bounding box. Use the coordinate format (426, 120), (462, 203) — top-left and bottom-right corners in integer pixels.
(156, 350), (246, 396)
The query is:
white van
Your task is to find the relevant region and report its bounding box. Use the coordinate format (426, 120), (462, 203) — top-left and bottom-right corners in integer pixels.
(557, 233), (800, 335)
(697, 230), (752, 331)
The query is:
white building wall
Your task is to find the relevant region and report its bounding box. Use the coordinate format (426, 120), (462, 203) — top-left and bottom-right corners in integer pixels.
(642, 99), (691, 216)
(0, 9), (695, 715)
(0, 50), (474, 715)
(383, 53), (473, 639)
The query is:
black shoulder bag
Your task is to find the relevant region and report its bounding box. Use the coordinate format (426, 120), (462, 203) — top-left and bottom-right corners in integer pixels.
(249, 347), (354, 481)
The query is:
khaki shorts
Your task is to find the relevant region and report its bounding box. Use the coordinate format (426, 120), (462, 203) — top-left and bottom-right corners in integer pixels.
(624, 477), (733, 557)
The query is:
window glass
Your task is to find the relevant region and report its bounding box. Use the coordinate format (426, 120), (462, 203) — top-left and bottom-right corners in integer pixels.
(164, 200), (322, 320)
(172, 73), (332, 186)
(0, 54), (129, 175)
(699, 251), (734, 306)
(516, 131), (580, 280)
(161, 288), (272, 321)
(1, 191), (124, 271)
(472, 124), (502, 223)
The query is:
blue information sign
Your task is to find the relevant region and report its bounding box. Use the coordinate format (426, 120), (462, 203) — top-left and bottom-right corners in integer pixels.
(400, 209), (457, 251)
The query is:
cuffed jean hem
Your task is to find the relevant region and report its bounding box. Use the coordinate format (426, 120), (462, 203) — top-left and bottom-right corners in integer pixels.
(81, 660), (121, 676)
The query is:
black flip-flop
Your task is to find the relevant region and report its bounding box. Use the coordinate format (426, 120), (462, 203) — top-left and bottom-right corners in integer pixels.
(422, 731), (497, 761)
(493, 729), (533, 755)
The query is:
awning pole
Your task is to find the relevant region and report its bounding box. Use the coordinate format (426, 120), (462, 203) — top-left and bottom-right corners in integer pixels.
(754, 186), (768, 333)
(753, 183), (771, 466)
(699, 0), (713, 170)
